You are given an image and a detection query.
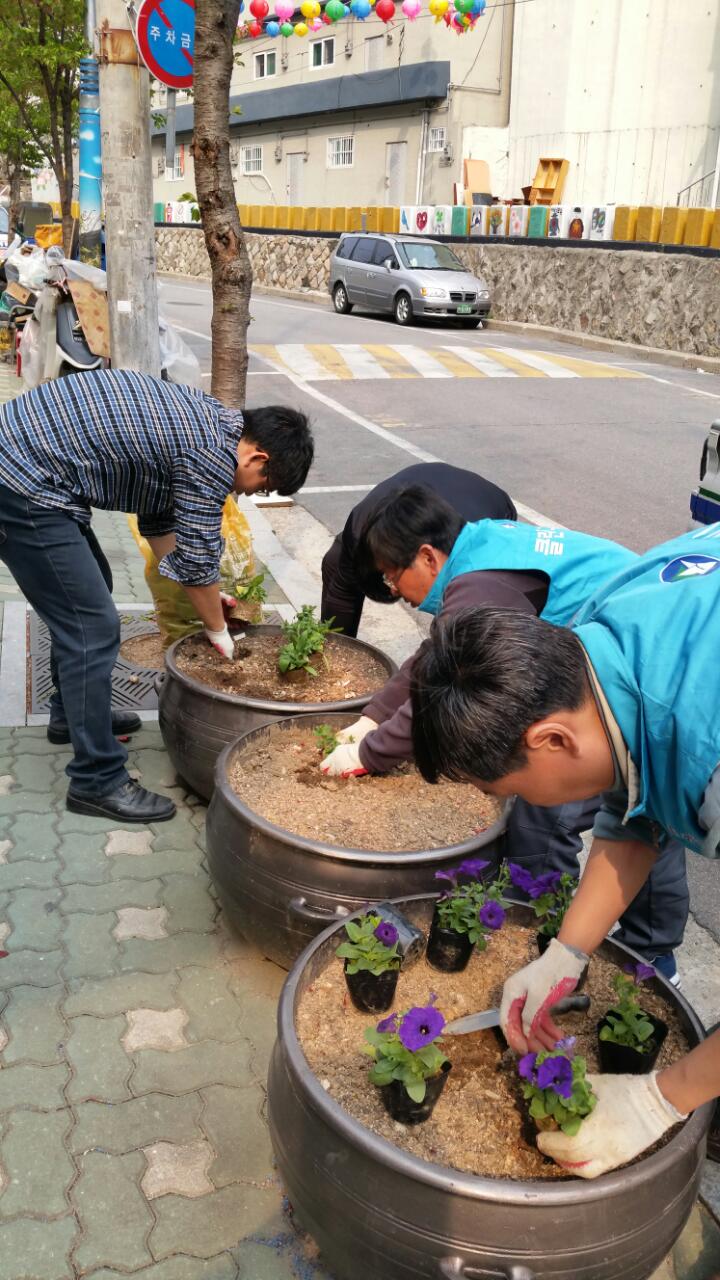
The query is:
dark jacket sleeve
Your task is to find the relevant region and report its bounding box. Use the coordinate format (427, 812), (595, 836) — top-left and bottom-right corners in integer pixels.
(359, 570), (545, 773)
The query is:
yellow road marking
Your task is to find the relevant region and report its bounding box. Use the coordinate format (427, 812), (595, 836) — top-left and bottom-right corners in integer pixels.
(363, 345), (416, 378)
(427, 348), (488, 378)
(482, 348), (546, 377)
(305, 344), (354, 379)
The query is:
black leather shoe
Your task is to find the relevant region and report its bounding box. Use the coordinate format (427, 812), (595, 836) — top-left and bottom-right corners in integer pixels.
(66, 780), (176, 823)
(48, 711), (143, 745)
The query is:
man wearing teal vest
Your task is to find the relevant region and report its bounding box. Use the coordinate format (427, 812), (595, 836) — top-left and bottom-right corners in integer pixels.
(409, 525), (720, 1178)
(320, 484), (689, 980)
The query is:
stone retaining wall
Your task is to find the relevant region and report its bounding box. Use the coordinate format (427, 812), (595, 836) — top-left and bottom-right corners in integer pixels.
(155, 226), (720, 357)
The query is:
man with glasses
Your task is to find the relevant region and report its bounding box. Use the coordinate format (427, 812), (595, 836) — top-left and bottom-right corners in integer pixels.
(0, 369), (313, 823)
(320, 483), (689, 984)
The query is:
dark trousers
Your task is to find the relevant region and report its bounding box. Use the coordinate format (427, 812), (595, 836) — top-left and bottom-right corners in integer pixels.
(502, 796), (688, 957)
(0, 484), (128, 795)
(321, 536), (365, 636)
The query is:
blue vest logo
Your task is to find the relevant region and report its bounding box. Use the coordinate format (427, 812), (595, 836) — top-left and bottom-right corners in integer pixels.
(660, 554), (720, 583)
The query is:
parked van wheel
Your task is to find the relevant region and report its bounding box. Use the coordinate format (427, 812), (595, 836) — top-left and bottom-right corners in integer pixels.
(333, 283), (353, 314)
(394, 292), (414, 326)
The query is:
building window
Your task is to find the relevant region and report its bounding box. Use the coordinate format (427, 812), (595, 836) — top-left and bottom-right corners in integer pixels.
(364, 35), (383, 71)
(311, 37), (335, 68)
(328, 135), (354, 169)
(427, 127), (447, 153)
(241, 144), (263, 175)
(165, 144), (185, 181)
(254, 51), (276, 79)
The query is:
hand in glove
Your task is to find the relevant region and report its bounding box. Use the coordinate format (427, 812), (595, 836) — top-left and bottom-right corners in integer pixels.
(320, 739), (368, 778)
(205, 625), (236, 660)
(219, 592), (238, 620)
(500, 937), (588, 1052)
(537, 1072), (686, 1179)
(335, 715), (377, 747)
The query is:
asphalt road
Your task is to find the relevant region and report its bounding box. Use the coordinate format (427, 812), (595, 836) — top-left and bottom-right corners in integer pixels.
(159, 274), (720, 942)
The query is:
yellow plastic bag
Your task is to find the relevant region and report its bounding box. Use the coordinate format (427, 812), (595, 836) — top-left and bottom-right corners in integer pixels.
(34, 224), (64, 249)
(127, 496), (256, 646)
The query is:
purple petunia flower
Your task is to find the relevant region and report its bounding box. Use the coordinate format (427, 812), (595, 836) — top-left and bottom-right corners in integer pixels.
(434, 870), (457, 885)
(554, 1036), (577, 1052)
(508, 863), (537, 895)
(457, 858), (490, 880)
(479, 900), (506, 931)
(376, 1012), (398, 1034)
(536, 1054), (573, 1100)
(398, 1005), (445, 1052)
(634, 962), (656, 983)
(532, 871), (563, 898)
(518, 1052), (538, 1082)
(374, 921), (399, 947)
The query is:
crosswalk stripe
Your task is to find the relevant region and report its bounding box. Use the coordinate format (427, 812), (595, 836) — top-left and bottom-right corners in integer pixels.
(275, 344), (331, 380)
(531, 350), (642, 378)
(364, 345), (417, 378)
(428, 348), (487, 378)
(442, 345), (518, 377)
(336, 345), (391, 379)
(481, 347), (547, 378)
(306, 344), (354, 380)
(494, 346), (579, 378)
(389, 346), (454, 378)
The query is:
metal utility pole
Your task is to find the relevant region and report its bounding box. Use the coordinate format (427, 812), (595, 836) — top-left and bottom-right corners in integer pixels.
(96, 0), (160, 374)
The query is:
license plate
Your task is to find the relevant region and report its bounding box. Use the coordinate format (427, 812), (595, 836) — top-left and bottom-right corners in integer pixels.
(456, 304), (473, 314)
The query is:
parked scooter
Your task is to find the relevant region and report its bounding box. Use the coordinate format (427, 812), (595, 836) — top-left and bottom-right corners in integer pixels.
(19, 246), (102, 386)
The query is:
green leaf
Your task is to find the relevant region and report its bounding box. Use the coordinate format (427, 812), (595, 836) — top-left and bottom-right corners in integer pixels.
(561, 1114), (582, 1137)
(404, 1079), (426, 1103)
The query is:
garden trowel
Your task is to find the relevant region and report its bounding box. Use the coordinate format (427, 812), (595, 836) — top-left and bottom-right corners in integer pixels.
(444, 994), (590, 1036)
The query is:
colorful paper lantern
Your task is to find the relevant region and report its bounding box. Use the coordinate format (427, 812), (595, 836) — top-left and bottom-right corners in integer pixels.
(250, 0), (269, 15)
(428, 0), (448, 19)
(280, 19), (294, 33)
(454, 0), (473, 12)
(266, 18), (280, 32)
(294, 19), (309, 33)
(351, 0), (372, 16)
(275, 0), (294, 18)
(324, 0), (345, 18)
(375, 0), (395, 20)
(300, 0), (321, 13)
(401, 0), (421, 16)
(310, 15), (324, 27)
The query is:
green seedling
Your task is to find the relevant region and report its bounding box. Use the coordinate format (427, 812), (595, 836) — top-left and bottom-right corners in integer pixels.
(277, 606), (341, 677)
(234, 573), (267, 604)
(313, 724), (341, 757)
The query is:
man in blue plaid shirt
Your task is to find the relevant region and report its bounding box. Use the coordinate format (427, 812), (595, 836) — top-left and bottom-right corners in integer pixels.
(0, 369), (314, 823)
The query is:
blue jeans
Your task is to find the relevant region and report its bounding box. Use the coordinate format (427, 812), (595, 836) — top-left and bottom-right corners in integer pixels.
(0, 483), (129, 795)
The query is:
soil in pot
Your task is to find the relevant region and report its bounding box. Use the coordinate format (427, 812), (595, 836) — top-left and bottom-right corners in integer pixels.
(426, 911), (475, 972)
(297, 921), (690, 1181)
(229, 726), (502, 852)
(345, 965), (399, 1014)
(119, 629), (166, 670)
(175, 631), (389, 703)
(597, 1013), (669, 1074)
(379, 1062), (452, 1125)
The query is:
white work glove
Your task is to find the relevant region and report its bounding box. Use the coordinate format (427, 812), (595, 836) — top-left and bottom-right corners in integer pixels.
(320, 740), (368, 778)
(500, 937), (588, 1052)
(219, 592), (238, 619)
(335, 715), (377, 746)
(204, 624), (236, 660)
(537, 1072), (687, 1179)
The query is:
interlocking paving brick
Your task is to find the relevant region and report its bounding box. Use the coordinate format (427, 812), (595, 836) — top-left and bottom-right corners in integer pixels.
(201, 1086), (274, 1188)
(118, 933), (220, 976)
(0, 947), (64, 990)
(0, 1110), (74, 1218)
(65, 972), (178, 1018)
(72, 1150), (154, 1272)
(12, 754), (59, 793)
(6, 888), (63, 950)
(57, 831), (113, 886)
(150, 1182), (283, 1259)
(2, 984), (66, 1065)
(161, 873), (217, 934)
(86, 1258), (239, 1280)
(0, 792), (53, 817)
(0, 775), (15, 796)
(233, 1230), (335, 1280)
(61, 878), (163, 915)
(0, 857), (62, 890)
(0, 1062), (69, 1109)
(105, 829), (153, 858)
(122, 1007), (189, 1053)
(176, 968), (243, 1044)
(70, 1093), (203, 1156)
(0, 1215), (78, 1280)
(113, 906), (169, 941)
(107, 842), (202, 881)
(66, 1015), (132, 1104)
(0, 840), (10, 863)
(6, 812), (59, 861)
(129, 750), (182, 791)
(131, 1039), (253, 1096)
(62, 912), (121, 980)
(141, 1139), (214, 1200)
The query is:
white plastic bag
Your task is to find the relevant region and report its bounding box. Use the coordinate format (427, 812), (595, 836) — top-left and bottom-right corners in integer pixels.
(6, 244), (47, 289)
(19, 315), (43, 389)
(158, 313), (202, 387)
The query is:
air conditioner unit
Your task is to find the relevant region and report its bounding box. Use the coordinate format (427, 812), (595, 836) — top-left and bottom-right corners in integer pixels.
(440, 143), (454, 165)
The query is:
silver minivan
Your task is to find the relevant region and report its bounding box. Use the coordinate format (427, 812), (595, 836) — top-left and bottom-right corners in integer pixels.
(329, 232), (491, 328)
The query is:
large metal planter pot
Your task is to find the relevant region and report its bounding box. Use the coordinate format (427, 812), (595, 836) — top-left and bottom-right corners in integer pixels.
(205, 713), (509, 969)
(268, 895), (712, 1280)
(158, 625), (398, 800)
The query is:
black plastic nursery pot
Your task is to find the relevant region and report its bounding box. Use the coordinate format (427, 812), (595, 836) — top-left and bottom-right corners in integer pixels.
(205, 713), (509, 969)
(157, 624), (398, 800)
(379, 1062), (452, 1126)
(426, 908), (475, 972)
(344, 964), (399, 1014)
(268, 896), (713, 1280)
(597, 1013), (669, 1075)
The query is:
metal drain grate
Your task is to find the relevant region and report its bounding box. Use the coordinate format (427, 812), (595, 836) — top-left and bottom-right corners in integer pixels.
(29, 613), (161, 714)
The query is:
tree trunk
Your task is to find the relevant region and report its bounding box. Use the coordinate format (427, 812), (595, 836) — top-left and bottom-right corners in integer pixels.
(7, 158), (24, 237)
(192, 0), (252, 408)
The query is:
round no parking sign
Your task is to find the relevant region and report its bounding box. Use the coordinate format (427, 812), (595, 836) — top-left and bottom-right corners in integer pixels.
(136, 0), (195, 90)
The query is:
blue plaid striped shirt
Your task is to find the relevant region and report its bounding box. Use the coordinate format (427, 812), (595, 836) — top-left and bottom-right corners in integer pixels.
(0, 369), (243, 586)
